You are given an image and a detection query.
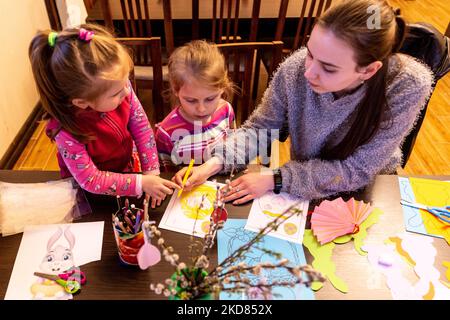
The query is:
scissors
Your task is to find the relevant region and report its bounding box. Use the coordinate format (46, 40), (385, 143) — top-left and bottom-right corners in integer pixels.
(400, 200), (450, 224)
(59, 268), (86, 285)
(34, 272), (81, 294)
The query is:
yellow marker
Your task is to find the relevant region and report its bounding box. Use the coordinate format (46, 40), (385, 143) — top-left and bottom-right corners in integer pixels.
(177, 158), (195, 198)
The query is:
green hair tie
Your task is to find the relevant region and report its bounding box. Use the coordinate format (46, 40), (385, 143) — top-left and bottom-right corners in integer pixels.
(48, 32), (58, 47)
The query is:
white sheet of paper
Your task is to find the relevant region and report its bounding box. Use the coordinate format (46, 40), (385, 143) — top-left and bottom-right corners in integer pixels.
(159, 181), (225, 238)
(4, 221), (104, 300)
(245, 191), (309, 244)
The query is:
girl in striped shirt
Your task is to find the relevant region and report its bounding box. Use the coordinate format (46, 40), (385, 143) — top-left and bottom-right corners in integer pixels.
(155, 40), (236, 171)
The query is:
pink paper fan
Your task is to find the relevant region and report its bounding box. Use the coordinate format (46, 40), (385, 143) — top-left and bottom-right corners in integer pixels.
(311, 197), (373, 244)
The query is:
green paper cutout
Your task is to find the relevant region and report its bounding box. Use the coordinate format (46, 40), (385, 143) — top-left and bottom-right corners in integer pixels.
(303, 230), (348, 293)
(353, 207), (383, 255)
(331, 207), (383, 255)
(333, 234), (352, 244)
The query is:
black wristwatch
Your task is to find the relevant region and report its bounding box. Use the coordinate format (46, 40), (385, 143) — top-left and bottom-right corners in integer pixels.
(273, 169), (282, 194)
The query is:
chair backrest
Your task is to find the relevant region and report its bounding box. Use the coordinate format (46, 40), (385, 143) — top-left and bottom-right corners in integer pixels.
(215, 41), (283, 123)
(275, 0), (332, 53)
(191, 0), (261, 43)
(116, 37), (165, 124)
(98, 0), (174, 55)
(398, 22), (450, 167)
(44, 0), (62, 30)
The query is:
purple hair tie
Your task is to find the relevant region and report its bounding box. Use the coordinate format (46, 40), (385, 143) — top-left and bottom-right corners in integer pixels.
(79, 28), (94, 42)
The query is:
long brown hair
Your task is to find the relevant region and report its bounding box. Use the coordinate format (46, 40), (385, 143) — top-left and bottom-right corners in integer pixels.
(318, 0), (406, 160)
(29, 23), (133, 141)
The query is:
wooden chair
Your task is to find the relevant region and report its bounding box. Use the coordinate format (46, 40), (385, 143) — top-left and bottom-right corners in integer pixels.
(117, 37), (166, 124)
(275, 0), (332, 54)
(98, 0), (174, 56)
(191, 0), (261, 43)
(257, 0), (331, 99)
(44, 0), (62, 30)
(215, 41), (283, 123)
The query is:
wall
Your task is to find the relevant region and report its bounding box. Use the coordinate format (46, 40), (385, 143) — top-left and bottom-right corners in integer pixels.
(0, 1), (50, 159)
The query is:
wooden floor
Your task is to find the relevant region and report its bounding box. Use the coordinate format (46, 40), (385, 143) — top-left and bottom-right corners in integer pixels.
(13, 0), (450, 174)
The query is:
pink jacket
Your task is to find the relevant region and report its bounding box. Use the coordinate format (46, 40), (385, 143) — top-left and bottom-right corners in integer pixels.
(46, 84), (159, 196)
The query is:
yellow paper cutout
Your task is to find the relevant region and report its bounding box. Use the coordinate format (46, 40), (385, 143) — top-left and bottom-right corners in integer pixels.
(444, 261), (450, 282)
(180, 184), (217, 220)
(409, 178), (450, 244)
(303, 230), (348, 293)
(385, 236), (416, 266)
(332, 208), (383, 255)
(422, 282), (435, 300)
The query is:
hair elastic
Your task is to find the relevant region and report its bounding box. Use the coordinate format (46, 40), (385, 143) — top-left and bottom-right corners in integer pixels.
(48, 32), (58, 47)
(79, 28), (94, 42)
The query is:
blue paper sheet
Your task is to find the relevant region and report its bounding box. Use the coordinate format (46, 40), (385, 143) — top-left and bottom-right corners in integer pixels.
(217, 219), (315, 300)
(398, 177), (429, 235)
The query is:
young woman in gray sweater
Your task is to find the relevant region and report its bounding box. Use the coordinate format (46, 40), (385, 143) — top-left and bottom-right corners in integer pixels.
(173, 0), (434, 203)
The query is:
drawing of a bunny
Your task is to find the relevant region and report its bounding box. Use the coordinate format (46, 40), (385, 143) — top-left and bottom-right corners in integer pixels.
(30, 227), (76, 300)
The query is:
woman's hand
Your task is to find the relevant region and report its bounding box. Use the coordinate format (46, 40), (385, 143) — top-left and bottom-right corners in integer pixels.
(142, 174), (180, 208)
(172, 157), (223, 192)
(221, 170), (275, 205)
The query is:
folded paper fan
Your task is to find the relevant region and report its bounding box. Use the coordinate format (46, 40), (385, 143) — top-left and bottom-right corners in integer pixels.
(311, 197), (373, 244)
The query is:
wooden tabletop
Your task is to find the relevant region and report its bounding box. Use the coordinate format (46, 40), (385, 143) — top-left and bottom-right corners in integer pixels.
(0, 170), (449, 300)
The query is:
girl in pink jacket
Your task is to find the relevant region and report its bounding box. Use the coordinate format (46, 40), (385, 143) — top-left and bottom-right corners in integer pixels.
(29, 24), (178, 207)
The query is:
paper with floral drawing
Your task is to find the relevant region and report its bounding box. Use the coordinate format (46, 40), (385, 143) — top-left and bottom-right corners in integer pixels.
(245, 191), (309, 244)
(218, 219), (315, 300)
(159, 180), (225, 237)
(4, 221), (104, 300)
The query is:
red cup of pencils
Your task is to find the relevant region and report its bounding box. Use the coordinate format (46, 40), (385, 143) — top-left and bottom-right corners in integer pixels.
(112, 198), (145, 266)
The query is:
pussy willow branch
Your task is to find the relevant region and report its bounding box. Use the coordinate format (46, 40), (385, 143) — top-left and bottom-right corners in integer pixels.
(189, 194), (207, 263)
(216, 265), (325, 294)
(208, 201), (304, 277)
(203, 263), (324, 290)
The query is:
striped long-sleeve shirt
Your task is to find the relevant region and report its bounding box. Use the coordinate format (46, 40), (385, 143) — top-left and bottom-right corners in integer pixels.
(155, 101), (235, 170)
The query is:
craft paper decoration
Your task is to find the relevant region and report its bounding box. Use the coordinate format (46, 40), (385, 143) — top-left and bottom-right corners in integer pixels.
(218, 219), (314, 300)
(363, 242), (418, 299)
(5, 222), (104, 300)
(444, 261), (450, 283)
(387, 233), (450, 299)
(0, 180), (78, 236)
(332, 207), (383, 256)
(302, 208), (383, 293)
(398, 177), (450, 244)
(363, 233), (450, 300)
(159, 181), (225, 237)
(303, 230), (348, 293)
(245, 191), (309, 244)
(311, 197), (374, 245)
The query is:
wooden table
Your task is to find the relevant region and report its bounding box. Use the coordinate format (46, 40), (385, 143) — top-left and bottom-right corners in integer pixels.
(1, 170), (449, 300)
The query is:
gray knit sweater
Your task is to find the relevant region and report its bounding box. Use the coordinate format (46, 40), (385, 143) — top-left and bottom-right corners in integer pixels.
(212, 48), (434, 200)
